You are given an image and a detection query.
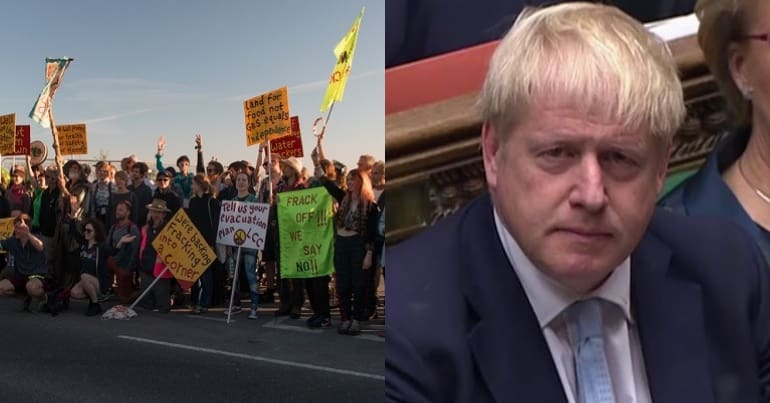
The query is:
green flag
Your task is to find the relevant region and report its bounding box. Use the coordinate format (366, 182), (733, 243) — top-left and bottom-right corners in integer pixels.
(278, 187), (335, 279)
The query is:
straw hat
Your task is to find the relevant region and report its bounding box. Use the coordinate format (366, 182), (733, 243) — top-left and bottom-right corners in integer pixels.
(146, 199), (171, 212)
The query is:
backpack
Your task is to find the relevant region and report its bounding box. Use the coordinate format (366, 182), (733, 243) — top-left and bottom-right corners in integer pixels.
(42, 287), (71, 316)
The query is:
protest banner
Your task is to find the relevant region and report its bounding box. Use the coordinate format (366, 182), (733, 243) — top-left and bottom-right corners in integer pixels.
(278, 187), (335, 279)
(244, 86), (291, 146)
(0, 218), (14, 239)
(0, 114), (15, 155)
(9, 126), (31, 156)
(151, 209), (216, 289)
(216, 200), (270, 249)
(320, 8), (364, 113)
(29, 58), (72, 129)
(56, 123), (88, 155)
(269, 116), (304, 159)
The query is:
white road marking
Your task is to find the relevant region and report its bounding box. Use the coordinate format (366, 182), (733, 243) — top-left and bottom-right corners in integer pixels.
(117, 335), (384, 381)
(184, 314), (235, 323)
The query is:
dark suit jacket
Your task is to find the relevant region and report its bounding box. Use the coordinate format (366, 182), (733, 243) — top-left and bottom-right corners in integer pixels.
(386, 194), (770, 403)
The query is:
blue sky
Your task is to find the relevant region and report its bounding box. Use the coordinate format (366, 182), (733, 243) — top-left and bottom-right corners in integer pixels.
(0, 1), (384, 176)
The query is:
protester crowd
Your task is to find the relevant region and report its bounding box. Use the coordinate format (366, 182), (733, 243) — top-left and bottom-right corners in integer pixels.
(0, 133), (385, 336)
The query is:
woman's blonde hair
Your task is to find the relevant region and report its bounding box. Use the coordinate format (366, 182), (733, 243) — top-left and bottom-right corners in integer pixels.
(478, 2), (686, 143)
(696, 0), (754, 129)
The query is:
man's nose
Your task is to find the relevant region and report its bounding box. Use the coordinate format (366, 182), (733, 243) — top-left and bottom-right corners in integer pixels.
(569, 155), (608, 213)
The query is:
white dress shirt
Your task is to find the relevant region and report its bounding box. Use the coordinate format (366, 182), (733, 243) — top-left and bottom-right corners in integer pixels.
(493, 210), (652, 403)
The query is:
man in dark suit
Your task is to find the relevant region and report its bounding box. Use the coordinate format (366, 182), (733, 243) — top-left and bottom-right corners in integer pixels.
(385, 3), (770, 403)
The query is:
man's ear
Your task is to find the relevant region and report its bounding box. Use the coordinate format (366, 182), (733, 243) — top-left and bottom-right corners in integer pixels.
(481, 121), (501, 191)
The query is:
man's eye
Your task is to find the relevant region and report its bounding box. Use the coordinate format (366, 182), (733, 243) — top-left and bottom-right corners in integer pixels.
(541, 147), (572, 159)
(605, 151), (635, 165)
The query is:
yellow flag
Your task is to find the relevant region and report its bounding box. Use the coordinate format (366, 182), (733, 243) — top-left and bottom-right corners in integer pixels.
(320, 8), (364, 112)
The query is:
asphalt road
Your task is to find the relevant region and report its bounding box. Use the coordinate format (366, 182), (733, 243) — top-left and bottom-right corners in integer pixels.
(0, 297), (384, 403)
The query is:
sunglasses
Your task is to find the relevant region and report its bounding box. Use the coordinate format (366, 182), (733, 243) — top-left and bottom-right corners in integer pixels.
(84, 228), (94, 234)
(158, 178), (170, 182)
(207, 168), (216, 173)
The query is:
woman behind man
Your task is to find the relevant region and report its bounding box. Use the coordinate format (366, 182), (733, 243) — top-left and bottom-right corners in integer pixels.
(660, 0), (770, 262)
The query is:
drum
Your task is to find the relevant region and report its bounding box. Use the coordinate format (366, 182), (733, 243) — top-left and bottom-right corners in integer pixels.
(29, 140), (47, 165)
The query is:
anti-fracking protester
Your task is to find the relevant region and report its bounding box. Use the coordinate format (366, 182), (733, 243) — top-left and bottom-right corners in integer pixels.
(120, 155), (137, 184)
(26, 156), (47, 236)
(256, 152), (283, 304)
(129, 162), (153, 226)
(105, 200), (140, 304)
(305, 158), (341, 328)
(356, 154), (376, 176)
(273, 157), (308, 319)
(68, 217), (109, 316)
(89, 161), (114, 226)
(38, 167), (60, 275)
(152, 170), (182, 216)
(57, 160), (91, 287)
(219, 160), (250, 201)
(5, 165), (31, 216)
(367, 160), (386, 320)
(328, 168), (378, 335)
(137, 199), (172, 313)
(155, 135), (203, 208)
(187, 174), (221, 314)
(0, 214), (50, 313)
(222, 171), (260, 319)
(206, 159), (225, 197)
(107, 171), (138, 229)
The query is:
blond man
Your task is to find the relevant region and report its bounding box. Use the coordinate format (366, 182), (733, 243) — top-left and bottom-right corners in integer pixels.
(386, 3), (770, 402)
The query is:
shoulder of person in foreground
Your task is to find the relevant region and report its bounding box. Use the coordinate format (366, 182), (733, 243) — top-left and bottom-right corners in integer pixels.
(386, 195), (495, 403)
(647, 207), (770, 388)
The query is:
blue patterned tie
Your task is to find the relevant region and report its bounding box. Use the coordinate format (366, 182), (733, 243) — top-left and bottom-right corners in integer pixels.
(569, 298), (615, 403)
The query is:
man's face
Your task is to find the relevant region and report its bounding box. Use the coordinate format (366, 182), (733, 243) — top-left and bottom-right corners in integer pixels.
(115, 203), (129, 221)
(482, 100), (669, 293)
(131, 167), (142, 182)
(178, 160), (189, 174)
(13, 218), (29, 237)
(357, 156), (372, 173)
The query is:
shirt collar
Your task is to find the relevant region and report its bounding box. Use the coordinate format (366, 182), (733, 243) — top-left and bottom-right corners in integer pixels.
(493, 209), (633, 328)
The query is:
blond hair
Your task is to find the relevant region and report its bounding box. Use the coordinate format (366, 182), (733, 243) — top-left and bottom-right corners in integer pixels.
(478, 2), (686, 142)
(696, 0), (754, 129)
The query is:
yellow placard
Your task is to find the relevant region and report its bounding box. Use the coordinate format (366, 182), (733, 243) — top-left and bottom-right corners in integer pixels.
(151, 209), (216, 284)
(57, 123), (88, 155)
(0, 218), (14, 239)
(0, 113), (16, 155)
(243, 86), (291, 146)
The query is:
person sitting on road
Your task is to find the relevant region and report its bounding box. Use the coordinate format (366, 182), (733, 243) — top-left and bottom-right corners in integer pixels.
(68, 218), (109, 316)
(0, 214), (50, 312)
